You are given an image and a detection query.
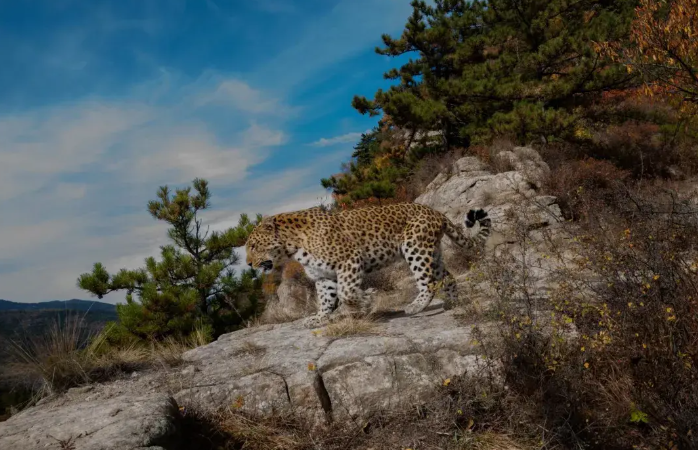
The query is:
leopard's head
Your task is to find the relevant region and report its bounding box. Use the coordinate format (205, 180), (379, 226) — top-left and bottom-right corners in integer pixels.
(245, 217), (285, 272)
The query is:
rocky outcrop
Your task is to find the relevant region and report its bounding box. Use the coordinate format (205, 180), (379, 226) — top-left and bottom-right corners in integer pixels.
(260, 275), (316, 324)
(0, 146), (561, 449)
(0, 303), (492, 449)
(416, 147), (571, 313)
(0, 393), (179, 450)
(175, 301), (489, 423)
(415, 147), (562, 242)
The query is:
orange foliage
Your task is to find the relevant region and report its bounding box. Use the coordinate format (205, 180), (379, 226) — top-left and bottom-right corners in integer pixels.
(615, 0), (698, 108)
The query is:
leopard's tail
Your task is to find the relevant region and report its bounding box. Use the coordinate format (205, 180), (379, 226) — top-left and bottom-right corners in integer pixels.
(443, 209), (491, 249)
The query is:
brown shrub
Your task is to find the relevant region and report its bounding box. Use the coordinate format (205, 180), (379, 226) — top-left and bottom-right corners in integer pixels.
(586, 120), (698, 179)
(544, 157), (630, 220)
(177, 373), (543, 450)
(492, 186), (698, 449)
(405, 147), (468, 199)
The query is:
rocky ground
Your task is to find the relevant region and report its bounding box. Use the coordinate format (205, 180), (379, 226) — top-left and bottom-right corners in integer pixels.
(0, 147), (567, 450)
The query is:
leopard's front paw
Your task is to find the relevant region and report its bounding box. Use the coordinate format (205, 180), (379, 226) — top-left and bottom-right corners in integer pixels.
(303, 314), (328, 329)
(404, 302), (428, 315)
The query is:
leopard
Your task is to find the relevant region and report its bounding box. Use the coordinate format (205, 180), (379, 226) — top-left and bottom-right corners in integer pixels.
(245, 202), (491, 328)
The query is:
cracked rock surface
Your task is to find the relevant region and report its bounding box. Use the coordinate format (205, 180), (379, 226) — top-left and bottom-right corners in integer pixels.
(0, 393), (179, 450)
(175, 301), (489, 423)
(0, 303), (493, 449)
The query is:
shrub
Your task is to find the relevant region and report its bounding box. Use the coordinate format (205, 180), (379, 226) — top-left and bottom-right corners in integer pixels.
(590, 121), (674, 177)
(77, 179), (265, 342)
(545, 156), (630, 220)
(492, 187), (698, 449)
(405, 147), (468, 199)
(8, 313), (211, 396)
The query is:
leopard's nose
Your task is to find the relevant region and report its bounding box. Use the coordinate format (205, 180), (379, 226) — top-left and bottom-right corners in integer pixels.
(248, 263), (253, 268)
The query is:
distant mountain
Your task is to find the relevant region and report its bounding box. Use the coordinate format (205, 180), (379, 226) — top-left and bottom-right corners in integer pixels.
(0, 300), (119, 362)
(0, 300), (119, 420)
(0, 299), (116, 313)
(0, 299), (118, 355)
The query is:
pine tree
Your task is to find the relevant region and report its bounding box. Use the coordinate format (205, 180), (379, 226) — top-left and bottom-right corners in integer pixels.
(77, 178), (263, 341)
(351, 127), (382, 166)
(353, 0), (639, 145)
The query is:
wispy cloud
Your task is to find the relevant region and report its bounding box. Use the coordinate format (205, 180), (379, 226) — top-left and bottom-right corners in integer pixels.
(193, 78), (292, 115)
(310, 130), (367, 147)
(0, 74), (292, 302)
(0, 0), (414, 302)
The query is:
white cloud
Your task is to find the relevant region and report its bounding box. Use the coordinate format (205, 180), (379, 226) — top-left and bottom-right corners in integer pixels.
(192, 77), (295, 117)
(0, 0), (414, 303)
(123, 122), (277, 185)
(0, 74), (293, 303)
(310, 131), (367, 147)
(0, 103), (154, 201)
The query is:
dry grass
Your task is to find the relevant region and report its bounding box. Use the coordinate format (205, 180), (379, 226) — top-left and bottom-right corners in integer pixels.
(407, 148), (468, 198)
(217, 413), (305, 449)
(481, 183), (698, 449)
(177, 374), (543, 450)
(8, 314), (210, 397)
(322, 316), (379, 337)
(458, 431), (531, 450)
(234, 340), (266, 357)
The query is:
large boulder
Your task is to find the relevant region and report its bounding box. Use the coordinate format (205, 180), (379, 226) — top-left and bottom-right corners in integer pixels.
(0, 393), (179, 450)
(416, 146), (571, 311)
(416, 147), (563, 249)
(174, 300), (491, 424)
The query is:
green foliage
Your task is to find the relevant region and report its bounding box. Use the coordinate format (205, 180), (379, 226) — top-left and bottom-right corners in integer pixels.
(351, 129), (382, 167)
(77, 179), (264, 342)
(325, 0), (649, 203)
(630, 405), (649, 424)
(322, 127), (403, 200)
(353, 0), (638, 145)
(350, 180), (396, 202)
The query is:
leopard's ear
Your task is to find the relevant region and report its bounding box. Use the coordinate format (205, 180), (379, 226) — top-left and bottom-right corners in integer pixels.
(258, 216), (275, 232)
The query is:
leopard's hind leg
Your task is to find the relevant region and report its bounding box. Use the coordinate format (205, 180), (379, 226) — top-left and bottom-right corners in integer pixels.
(401, 225), (440, 315)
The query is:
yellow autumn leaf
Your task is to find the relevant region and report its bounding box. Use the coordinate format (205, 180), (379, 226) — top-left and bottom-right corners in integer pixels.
(443, 378), (451, 386)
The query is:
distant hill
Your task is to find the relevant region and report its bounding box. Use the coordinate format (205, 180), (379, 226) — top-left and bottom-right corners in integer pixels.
(0, 299), (116, 313)
(0, 300), (118, 362)
(0, 300), (119, 421)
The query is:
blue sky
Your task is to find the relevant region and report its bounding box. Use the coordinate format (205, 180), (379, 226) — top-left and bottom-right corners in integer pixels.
(0, 0), (413, 303)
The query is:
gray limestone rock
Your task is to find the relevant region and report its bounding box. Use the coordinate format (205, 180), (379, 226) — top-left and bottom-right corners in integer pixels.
(0, 393), (179, 450)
